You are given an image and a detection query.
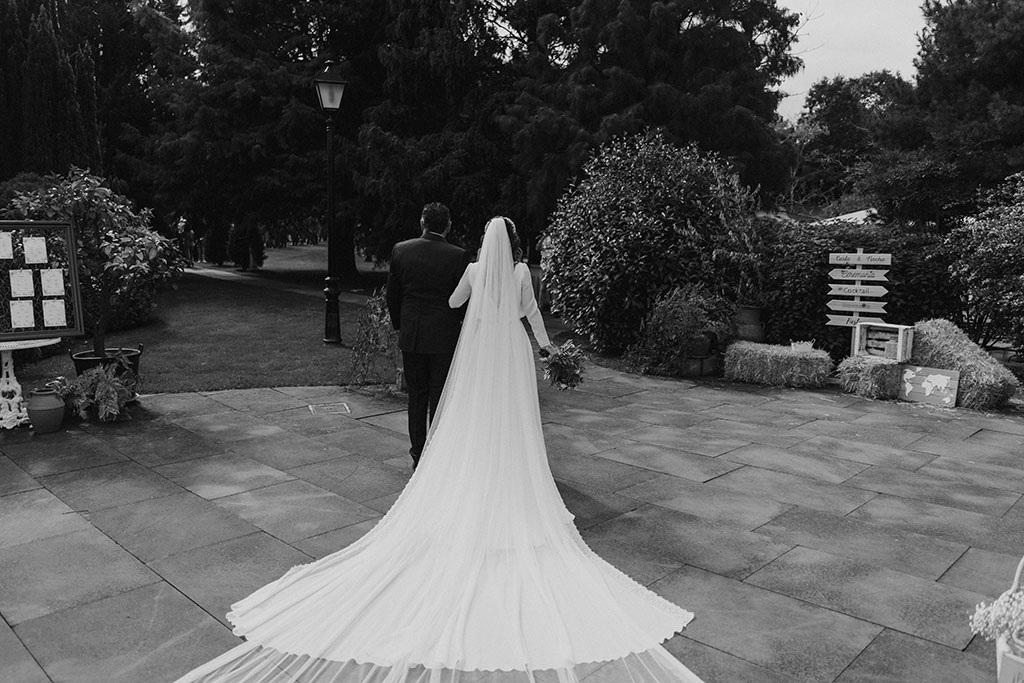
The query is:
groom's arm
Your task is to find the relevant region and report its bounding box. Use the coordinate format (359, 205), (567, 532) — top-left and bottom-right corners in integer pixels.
(385, 246), (402, 330)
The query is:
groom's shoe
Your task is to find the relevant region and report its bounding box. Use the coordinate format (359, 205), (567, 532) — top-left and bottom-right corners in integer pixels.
(410, 450), (420, 471)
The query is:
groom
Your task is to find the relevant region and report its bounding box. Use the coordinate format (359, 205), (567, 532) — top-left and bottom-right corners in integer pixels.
(386, 202), (469, 470)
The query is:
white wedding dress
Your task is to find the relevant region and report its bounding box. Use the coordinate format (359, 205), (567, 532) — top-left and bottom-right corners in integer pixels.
(171, 219), (704, 683)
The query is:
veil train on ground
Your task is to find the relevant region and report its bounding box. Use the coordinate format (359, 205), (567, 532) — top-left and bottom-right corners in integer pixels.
(171, 217), (704, 683)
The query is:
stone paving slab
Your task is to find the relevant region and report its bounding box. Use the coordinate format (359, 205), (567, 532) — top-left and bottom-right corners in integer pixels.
(0, 528), (160, 624)
(622, 423), (750, 457)
(663, 635), (803, 683)
(541, 423), (627, 456)
(0, 487), (93, 550)
(842, 465), (1021, 515)
(154, 452), (296, 499)
(595, 442), (742, 483)
(683, 418), (810, 449)
(2, 429), (128, 476)
(87, 418), (230, 467)
(789, 419), (924, 449)
(13, 581), (241, 683)
(212, 479), (379, 542)
(287, 454), (410, 503)
(753, 506), (967, 580)
(0, 455), (39, 496)
(746, 546), (986, 648)
(849, 494), (1024, 555)
(937, 546), (1022, 598)
(786, 435), (936, 470)
(0, 617), (49, 683)
(87, 491), (259, 562)
(582, 505), (792, 580)
(721, 443), (870, 484)
(966, 428), (1024, 450)
(652, 565), (883, 683)
(40, 460), (184, 513)
(905, 435), (1022, 467)
(547, 450), (664, 493)
(149, 531), (313, 627)
(201, 387), (310, 415)
(834, 629), (993, 682)
(293, 518), (379, 560)
(707, 466), (878, 515)
(618, 473), (793, 529)
(228, 430), (354, 469)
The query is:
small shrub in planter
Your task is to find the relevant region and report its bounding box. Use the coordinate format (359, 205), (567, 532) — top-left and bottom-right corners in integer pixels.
(912, 318), (1018, 410)
(836, 355), (901, 399)
(625, 285), (734, 377)
(724, 341), (834, 388)
(348, 289), (402, 390)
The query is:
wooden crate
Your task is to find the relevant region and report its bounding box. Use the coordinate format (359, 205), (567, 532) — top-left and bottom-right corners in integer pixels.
(854, 322), (914, 362)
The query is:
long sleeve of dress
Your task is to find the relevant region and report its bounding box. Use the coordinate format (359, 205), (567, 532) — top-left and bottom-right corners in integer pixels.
(517, 264), (550, 348)
(449, 264), (474, 309)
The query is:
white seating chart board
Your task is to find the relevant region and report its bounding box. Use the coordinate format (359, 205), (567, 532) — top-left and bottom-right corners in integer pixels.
(0, 220), (84, 341)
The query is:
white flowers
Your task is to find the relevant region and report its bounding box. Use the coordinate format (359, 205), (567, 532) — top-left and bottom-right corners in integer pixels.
(971, 589), (1024, 642)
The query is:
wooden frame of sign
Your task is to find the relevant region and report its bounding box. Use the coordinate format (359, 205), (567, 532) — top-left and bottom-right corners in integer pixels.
(0, 220), (85, 341)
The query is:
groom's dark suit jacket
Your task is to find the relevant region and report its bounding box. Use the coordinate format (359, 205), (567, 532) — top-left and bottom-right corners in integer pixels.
(386, 233), (469, 354)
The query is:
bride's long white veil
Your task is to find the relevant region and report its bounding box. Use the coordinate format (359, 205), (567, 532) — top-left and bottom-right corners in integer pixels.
(172, 219), (703, 683)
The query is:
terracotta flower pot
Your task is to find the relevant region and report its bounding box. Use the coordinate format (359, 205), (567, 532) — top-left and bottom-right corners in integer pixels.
(26, 388), (65, 434)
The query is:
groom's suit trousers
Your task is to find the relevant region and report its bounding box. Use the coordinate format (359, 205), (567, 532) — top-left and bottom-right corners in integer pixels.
(402, 350), (454, 457)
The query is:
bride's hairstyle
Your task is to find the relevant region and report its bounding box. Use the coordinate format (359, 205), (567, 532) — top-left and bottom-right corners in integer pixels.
(499, 216), (523, 262)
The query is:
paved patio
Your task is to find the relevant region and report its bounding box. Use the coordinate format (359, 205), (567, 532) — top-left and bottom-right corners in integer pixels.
(2, 360), (1023, 683)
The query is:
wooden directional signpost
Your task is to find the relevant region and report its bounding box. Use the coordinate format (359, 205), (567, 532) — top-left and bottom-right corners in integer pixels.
(827, 249), (891, 353)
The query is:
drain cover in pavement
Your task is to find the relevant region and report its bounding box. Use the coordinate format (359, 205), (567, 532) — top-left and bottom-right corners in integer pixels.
(307, 402), (351, 415)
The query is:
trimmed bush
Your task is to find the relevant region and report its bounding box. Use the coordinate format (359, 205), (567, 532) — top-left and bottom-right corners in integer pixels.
(912, 319), (1018, 410)
(724, 341), (834, 388)
(625, 285), (734, 377)
(836, 355), (901, 399)
(544, 131), (757, 352)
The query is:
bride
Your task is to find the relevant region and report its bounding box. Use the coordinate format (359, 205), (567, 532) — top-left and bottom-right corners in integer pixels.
(171, 217), (705, 683)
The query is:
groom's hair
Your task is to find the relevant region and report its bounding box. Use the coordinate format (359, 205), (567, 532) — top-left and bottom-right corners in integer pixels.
(421, 203), (450, 234)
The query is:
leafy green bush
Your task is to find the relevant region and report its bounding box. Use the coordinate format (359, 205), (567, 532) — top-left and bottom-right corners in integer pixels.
(4, 168), (183, 356)
(543, 131), (757, 352)
(759, 220), (959, 359)
(945, 172), (1024, 347)
(348, 289), (401, 388)
(912, 318), (1018, 410)
(625, 285), (734, 377)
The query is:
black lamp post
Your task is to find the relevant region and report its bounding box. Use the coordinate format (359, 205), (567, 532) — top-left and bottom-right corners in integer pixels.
(314, 61), (348, 344)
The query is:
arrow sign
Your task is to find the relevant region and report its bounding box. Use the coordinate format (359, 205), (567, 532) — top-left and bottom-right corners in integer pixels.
(828, 284), (889, 297)
(828, 268), (889, 281)
(827, 299), (887, 313)
(828, 252), (892, 266)
(826, 314), (886, 327)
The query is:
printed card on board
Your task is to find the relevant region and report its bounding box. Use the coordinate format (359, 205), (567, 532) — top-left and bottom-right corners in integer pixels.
(40, 269), (64, 296)
(22, 236), (48, 264)
(9, 300), (34, 328)
(42, 299), (67, 327)
(0, 233), (12, 259)
(9, 270), (33, 298)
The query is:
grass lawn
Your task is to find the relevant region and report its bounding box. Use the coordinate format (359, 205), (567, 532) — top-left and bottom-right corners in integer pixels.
(15, 271), (373, 394)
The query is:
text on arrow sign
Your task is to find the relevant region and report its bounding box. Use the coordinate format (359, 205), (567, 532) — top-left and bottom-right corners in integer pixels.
(828, 284), (889, 297)
(828, 252), (892, 265)
(828, 268), (889, 281)
(827, 299), (887, 313)
(826, 315), (886, 327)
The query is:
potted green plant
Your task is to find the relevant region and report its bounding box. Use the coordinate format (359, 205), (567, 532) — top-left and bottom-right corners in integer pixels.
(5, 168), (183, 374)
(46, 358), (138, 422)
(625, 284), (735, 377)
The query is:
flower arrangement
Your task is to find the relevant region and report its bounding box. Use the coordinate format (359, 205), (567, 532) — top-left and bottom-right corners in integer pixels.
(541, 341), (586, 390)
(971, 587), (1024, 643)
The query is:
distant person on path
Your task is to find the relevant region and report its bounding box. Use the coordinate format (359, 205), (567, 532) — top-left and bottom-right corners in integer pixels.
(385, 202), (469, 470)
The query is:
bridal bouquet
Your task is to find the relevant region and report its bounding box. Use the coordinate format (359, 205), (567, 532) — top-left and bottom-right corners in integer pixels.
(542, 341), (586, 390)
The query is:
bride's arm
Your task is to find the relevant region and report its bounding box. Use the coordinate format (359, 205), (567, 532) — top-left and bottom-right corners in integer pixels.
(449, 264), (474, 308)
(517, 263), (551, 348)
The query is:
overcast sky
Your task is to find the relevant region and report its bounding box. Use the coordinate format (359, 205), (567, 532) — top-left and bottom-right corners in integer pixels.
(774, 0), (928, 120)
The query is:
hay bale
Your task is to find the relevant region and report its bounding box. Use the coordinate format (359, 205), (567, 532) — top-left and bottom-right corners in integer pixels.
(837, 355), (901, 399)
(724, 341), (834, 388)
(912, 319), (1019, 410)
